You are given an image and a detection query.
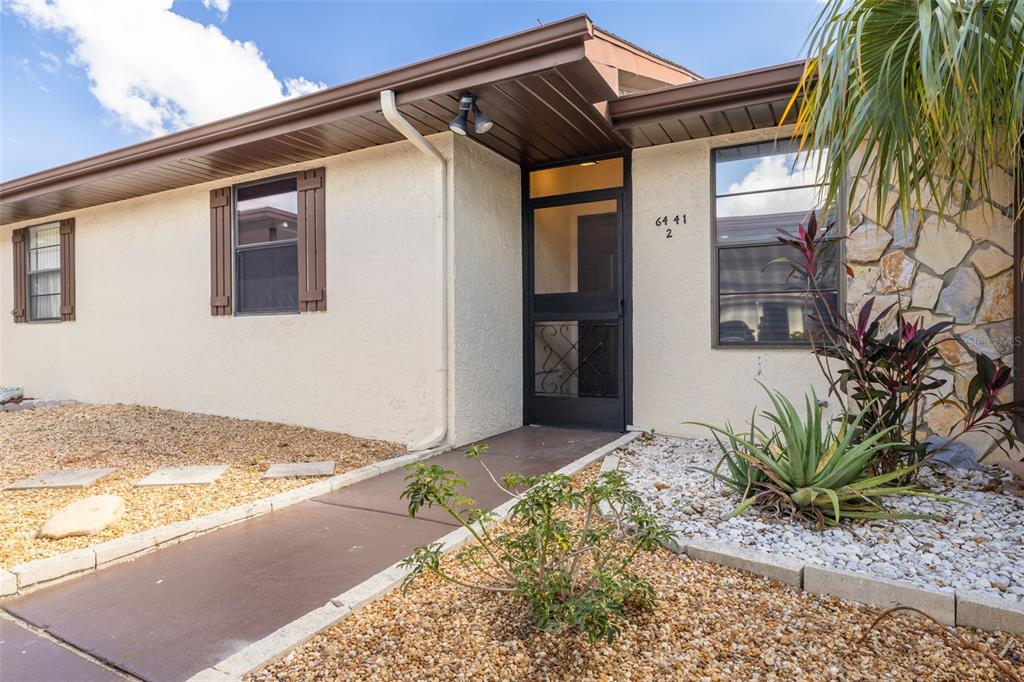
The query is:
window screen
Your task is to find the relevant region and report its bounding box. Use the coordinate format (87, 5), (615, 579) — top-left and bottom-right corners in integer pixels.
(235, 177), (299, 314)
(27, 223), (61, 322)
(713, 140), (839, 346)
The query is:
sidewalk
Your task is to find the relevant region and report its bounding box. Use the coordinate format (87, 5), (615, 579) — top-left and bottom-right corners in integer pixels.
(0, 426), (616, 682)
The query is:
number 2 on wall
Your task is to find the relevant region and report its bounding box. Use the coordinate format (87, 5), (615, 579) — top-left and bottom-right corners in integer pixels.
(656, 214), (685, 238)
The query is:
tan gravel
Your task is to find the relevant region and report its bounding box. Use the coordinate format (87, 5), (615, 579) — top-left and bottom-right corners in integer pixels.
(0, 404), (402, 567)
(251, 465), (1024, 682)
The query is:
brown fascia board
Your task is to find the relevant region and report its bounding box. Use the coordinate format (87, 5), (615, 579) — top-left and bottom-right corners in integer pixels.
(591, 26), (700, 83)
(0, 14), (598, 205)
(609, 60), (807, 129)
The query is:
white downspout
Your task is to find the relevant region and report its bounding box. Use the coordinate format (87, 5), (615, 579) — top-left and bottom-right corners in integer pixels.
(380, 89), (449, 451)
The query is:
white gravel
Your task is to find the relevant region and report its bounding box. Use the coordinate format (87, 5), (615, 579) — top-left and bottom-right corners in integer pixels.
(620, 435), (1024, 603)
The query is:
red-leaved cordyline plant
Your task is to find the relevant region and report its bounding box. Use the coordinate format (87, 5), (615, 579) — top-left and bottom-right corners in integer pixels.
(776, 211), (1024, 476)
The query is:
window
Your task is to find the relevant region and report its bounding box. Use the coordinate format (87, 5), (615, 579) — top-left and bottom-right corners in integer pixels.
(234, 177), (299, 314)
(27, 223), (61, 322)
(713, 140), (839, 346)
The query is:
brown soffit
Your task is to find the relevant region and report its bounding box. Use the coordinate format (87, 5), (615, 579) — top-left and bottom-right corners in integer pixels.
(0, 14), (602, 213)
(609, 60), (806, 130)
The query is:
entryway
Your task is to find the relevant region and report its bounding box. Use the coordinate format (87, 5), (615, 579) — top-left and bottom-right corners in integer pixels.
(523, 155), (631, 431)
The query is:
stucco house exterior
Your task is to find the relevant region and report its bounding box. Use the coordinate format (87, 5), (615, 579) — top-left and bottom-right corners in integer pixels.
(2, 15), (1021, 458)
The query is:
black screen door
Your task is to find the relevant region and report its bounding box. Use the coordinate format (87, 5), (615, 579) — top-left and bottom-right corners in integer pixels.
(526, 191), (626, 430)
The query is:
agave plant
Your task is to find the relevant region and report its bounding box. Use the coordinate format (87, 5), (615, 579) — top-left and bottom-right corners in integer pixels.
(697, 410), (769, 499)
(690, 385), (953, 529)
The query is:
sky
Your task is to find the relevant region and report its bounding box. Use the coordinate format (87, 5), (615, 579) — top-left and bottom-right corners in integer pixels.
(0, 0), (823, 181)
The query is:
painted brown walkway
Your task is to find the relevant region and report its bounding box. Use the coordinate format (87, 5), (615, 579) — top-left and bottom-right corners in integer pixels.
(0, 426), (616, 682)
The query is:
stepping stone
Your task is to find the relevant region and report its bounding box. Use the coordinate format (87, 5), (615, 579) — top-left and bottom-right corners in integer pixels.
(40, 495), (126, 539)
(5, 468), (117, 491)
(135, 465), (228, 487)
(262, 461), (336, 479)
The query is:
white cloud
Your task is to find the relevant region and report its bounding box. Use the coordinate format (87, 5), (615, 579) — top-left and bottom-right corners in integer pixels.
(283, 76), (324, 98)
(202, 0), (230, 17)
(37, 49), (60, 73)
(7, 0), (326, 137)
(718, 151), (827, 217)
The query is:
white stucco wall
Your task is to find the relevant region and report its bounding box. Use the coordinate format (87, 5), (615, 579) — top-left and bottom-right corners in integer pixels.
(631, 128), (830, 437)
(0, 137), (462, 445)
(449, 135), (523, 445)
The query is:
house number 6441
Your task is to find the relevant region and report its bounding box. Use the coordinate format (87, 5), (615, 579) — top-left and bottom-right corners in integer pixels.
(655, 214), (685, 238)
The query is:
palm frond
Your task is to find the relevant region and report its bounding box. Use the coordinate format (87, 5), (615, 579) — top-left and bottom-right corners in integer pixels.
(792, 0), (1024, 222)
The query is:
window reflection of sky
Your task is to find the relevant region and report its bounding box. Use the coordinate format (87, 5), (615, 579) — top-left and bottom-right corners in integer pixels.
(237, 191), (297, 215)
(716, 145), (826, 197)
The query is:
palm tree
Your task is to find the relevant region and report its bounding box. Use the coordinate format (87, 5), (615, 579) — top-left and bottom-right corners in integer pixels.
(788, 0), (1024, 222)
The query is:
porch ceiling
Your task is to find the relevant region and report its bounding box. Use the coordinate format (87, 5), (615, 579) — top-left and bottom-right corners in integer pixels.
(608, 61), (806, 146)
(1, 16), (638, 225)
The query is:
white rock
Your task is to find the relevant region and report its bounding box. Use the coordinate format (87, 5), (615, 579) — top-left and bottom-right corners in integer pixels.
(39, 495), (126, 539)
(0, 387), (23, 403)
(618, 435), (1024, 605)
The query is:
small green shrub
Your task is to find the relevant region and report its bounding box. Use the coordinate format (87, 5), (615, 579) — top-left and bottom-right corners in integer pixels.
(399, 445), (674, 643)
(690, 384), (956, 529)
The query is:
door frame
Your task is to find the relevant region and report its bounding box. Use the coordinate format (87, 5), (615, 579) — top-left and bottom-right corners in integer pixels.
(521, 151), (633, 431)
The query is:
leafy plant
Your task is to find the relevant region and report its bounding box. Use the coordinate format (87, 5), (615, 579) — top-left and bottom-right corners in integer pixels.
(696, 411), (769, 499)
(399, 444), (674, 643)
(789, 0), (1024, 224)
(690, 384), (953, 529)
(778, 211), (1024, 473)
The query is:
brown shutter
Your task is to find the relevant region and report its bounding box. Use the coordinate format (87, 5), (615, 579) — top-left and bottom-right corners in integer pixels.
(297, 167), (327, 312)
(210, 188), (232, 315)
(59, 218), (76, 321)
(11, 229), (26, 323)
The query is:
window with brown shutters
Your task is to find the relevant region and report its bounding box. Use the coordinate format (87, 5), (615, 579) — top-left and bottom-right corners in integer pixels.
(297, 167), (327, 312)
(210, 187), (232, 316)
(13, 221), (74, 323)
(211, 168), (327, 317)
(11, 229), (26, 323)
(59, 218), (76, 321)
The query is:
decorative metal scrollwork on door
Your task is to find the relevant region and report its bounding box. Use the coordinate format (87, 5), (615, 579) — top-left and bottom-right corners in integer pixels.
(534, 322), (617, 398)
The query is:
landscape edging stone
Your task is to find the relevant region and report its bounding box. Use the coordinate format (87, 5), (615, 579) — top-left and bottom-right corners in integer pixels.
(10, 548), (95, 589)
(956, 589), (1024, 634)
(0, 570), (17, 596)
(686, 539), (804, 588)
(3, 444), (448, 595)
(207, 603), (353, 679)
(804, 564), (956, 625)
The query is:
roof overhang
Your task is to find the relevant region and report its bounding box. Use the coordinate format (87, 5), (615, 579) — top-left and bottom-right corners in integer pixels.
(608, 61), (806, 146)
(1, 17), (799, 226)
(4, 15), (693, 225)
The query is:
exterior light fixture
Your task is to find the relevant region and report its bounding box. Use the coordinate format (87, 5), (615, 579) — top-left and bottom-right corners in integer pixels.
(449, 93), (492, 136)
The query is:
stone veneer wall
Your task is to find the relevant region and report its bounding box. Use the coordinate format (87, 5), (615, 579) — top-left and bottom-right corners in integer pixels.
(844, 167), (1018, 461)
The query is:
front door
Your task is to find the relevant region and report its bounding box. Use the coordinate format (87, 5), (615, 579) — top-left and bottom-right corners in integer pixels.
(525, 180), (628, 430)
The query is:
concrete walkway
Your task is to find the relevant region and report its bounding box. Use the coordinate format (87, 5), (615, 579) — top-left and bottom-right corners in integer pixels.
(0, 426), (616, 682)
